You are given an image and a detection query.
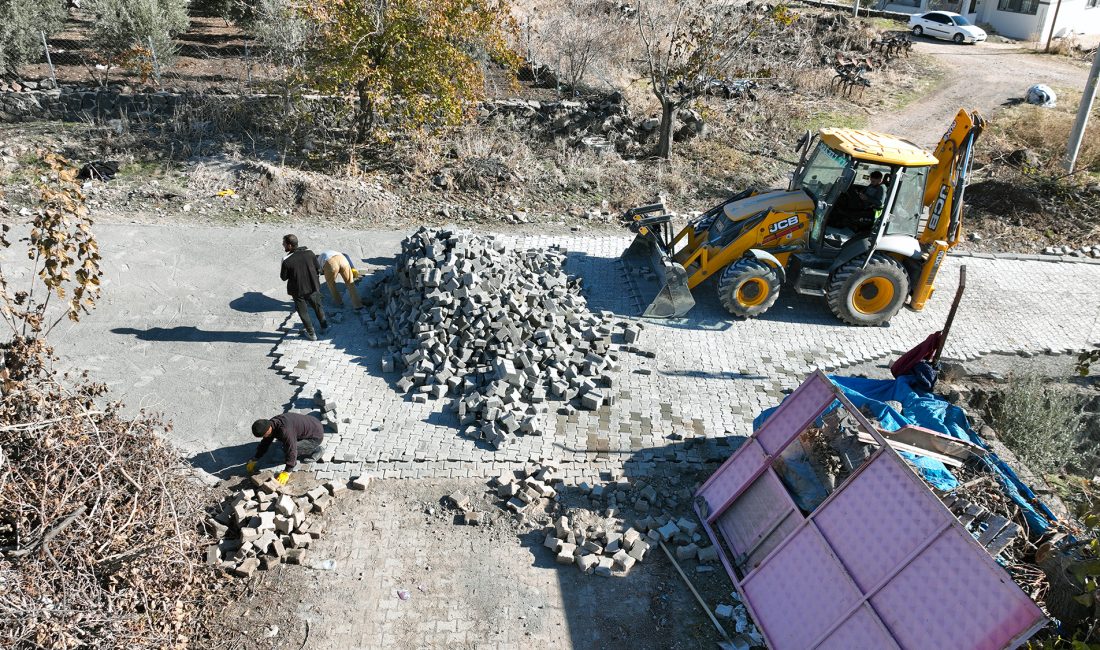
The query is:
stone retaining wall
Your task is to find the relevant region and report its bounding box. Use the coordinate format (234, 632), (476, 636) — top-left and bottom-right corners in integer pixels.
(0, 86), (355, 130)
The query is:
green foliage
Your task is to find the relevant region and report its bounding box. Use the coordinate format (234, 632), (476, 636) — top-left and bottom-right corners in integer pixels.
(990, 374), (1083, 474)
(1079, 349), (1100, 376)
(0, 0), (68, 74)
(302, 0), (520, 139)
(86, 0), (191, 70)
(249, 0), (311, 70)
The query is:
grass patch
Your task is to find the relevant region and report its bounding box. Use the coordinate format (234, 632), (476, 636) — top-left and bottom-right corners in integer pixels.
(795, 110), (868, 133)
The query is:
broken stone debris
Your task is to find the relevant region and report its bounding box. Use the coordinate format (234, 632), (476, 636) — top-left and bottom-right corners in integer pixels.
(363, 227), (631, 449)
(483, 463), (719, 579)
(203, 471), (372, 576)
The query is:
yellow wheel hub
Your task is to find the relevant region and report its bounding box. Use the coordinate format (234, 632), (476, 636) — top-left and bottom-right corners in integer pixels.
(852, 277), (895, 314)
(737, 278), (769, 307)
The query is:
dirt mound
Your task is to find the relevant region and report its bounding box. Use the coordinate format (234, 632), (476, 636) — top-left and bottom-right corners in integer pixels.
(188, 156), (400, 222)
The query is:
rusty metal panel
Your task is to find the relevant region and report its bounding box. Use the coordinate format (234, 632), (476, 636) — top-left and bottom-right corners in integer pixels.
(697, 371), (1046, 650)
(816, 606), (900, 650)
(755, 374), (836, 456)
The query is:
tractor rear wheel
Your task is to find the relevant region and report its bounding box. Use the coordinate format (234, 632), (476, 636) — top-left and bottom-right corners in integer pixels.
(718, 258), (781, 318)
(826, 254), (909, 326)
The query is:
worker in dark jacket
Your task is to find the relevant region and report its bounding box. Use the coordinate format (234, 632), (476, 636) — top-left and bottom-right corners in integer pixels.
(246, 413), (325, 484)
(281, 234), (328, 341)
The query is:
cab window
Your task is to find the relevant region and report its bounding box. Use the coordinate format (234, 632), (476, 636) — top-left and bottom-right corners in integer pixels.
(886, 166), (929, 236)
(792, 141), (850, 203)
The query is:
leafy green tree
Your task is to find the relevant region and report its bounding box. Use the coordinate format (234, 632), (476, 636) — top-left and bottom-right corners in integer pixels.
(0, 0), (68, 75)
(301, 0), (519, 140)
(87, 0), (191, 79)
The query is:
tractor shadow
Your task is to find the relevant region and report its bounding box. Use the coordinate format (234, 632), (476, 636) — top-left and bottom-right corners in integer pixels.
(565, 251), (850, 331)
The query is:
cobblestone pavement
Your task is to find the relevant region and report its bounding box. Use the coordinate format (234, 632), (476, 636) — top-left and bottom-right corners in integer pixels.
(272, 235), (1100, 484)
(286, 478), (716, 650)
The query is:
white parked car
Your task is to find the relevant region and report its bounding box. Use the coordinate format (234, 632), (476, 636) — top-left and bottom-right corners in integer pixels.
(908, 11), (987, 44)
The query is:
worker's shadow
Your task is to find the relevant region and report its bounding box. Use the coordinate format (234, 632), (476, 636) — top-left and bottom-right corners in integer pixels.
(188, 442), (285, 480)
(230, 291), (293, 313)
(112, 326), (285, 344)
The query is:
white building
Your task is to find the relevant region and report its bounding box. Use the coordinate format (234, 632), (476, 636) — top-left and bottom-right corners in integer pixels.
(883, 0), (1100, 42)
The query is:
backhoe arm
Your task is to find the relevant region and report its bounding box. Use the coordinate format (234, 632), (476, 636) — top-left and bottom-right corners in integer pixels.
(921, 108), (986, 246)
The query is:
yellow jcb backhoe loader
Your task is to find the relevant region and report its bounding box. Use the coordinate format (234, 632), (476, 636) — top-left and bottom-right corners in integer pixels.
(622, 108), (985, 326)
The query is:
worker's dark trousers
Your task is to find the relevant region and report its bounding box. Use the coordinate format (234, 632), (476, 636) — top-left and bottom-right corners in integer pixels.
(295, 438), (324, 463)
(292, 291), (327, 335)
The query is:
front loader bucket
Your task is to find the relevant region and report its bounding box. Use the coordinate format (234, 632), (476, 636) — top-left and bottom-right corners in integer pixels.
(621, 234), (696, 318)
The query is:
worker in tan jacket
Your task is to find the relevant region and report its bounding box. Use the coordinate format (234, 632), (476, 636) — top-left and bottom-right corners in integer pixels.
(315, 250), (363, 309)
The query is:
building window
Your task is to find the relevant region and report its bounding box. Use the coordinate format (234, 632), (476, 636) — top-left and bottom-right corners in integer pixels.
(997, 0), (1038, 13)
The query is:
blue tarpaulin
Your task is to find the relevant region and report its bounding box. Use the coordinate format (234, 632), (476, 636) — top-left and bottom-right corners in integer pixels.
(753, 374), (1055, 535)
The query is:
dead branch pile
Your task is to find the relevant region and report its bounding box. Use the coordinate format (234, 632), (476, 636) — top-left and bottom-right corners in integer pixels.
(0, 337), (230, 649)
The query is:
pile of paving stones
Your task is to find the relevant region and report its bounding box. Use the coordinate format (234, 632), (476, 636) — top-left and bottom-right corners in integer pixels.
(202, 472), (370, 577)
(365, 227), (635, 449)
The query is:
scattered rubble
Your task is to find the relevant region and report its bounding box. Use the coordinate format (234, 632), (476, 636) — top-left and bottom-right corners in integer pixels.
(470, 463), (723, 582)
(364, 227), (637, 449)
(203, 472), (369, 576)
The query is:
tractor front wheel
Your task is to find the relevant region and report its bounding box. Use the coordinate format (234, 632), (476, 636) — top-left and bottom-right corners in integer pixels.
(718, 258), (781, 319)
(826, 254), (909, 326)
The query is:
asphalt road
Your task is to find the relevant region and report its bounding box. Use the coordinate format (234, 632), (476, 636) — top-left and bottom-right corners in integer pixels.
(26, 223), (405, 464)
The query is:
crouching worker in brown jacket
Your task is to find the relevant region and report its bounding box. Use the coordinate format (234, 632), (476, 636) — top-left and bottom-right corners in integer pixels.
(245, 413), (325, 484)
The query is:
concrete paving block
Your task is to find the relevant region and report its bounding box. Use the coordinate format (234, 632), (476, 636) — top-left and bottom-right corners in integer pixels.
(676, 543), (699, 561)
(595, 557), (614, 577)
(577, 554), (599, 574)
(232, 557), (260, 578)
(628, 539), (650, 562)
(349, 475), (371, 491)
(697, 546), (719, 563)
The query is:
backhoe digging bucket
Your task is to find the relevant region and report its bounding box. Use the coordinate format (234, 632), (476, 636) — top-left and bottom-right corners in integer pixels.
(621, 234), (695, 318)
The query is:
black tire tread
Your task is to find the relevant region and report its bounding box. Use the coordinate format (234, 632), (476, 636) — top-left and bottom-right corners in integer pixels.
(826, 254), (909, 326)
(718, 258), (782, 319)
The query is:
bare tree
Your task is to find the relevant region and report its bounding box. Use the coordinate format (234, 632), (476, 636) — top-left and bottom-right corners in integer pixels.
(534, 1), (622, 94)
(636, 0), (745, 158)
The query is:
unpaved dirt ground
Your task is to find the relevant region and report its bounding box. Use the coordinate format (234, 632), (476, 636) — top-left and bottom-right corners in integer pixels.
(868, 39), (1089, 147)
(221, 478), (730, 650)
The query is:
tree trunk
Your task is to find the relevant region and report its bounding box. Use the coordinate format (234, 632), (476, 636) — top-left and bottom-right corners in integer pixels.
(356, 81), (374, 143)
(656, 98), (676, 159)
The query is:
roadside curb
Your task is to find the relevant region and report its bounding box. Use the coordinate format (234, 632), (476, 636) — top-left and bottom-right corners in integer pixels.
(951, 250), (1100, 264)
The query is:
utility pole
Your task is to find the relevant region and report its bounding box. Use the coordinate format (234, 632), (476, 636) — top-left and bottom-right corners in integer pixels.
(1064, 49), (1100, 172)
(1044, 0), (1064, 52)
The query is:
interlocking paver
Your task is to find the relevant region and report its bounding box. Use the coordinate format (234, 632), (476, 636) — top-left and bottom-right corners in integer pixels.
(272, 236), (1100, 481)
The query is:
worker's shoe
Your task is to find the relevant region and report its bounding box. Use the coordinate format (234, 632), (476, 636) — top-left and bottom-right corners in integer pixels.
(302, 330), (317, 341)
(305, 445), (325, 463)
(319, 321), (330, 334)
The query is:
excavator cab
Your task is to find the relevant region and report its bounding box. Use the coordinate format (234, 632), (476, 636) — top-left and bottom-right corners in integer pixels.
(620, 108), (985, 325)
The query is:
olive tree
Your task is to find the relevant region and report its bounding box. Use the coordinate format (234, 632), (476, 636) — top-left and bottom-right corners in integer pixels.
(0, 0), (69, 74)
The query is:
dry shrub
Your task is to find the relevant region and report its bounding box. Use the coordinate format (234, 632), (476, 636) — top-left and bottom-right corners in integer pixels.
(0, 154), (234, 649)
(992, 94), (1100, 171)
(0, 339), (227, 649)
(989, 374), (1084, 474)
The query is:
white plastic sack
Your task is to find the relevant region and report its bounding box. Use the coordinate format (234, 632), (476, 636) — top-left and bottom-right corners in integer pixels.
(1026, 84), (1057, 108)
